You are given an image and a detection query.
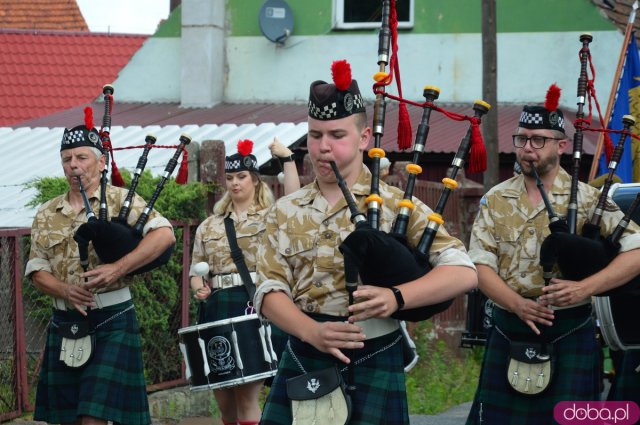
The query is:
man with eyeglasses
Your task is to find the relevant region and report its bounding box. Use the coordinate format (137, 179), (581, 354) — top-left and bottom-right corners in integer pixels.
(465, 93), (640, 423)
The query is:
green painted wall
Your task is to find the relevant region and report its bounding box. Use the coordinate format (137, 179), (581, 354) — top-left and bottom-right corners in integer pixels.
(154, 4), (182, 37)
(227, 0), (615, 37)
(156, 1), (616, 38)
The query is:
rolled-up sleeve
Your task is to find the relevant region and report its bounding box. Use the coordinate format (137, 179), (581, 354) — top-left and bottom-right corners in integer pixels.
(468, 196), (499, 273)
(25, 216), (52, 278)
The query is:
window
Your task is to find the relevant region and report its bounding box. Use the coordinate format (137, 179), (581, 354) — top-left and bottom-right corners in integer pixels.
(333, 0), (414, 30)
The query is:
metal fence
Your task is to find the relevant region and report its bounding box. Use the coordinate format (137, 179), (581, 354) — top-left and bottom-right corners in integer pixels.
(1, 180), (481, 421)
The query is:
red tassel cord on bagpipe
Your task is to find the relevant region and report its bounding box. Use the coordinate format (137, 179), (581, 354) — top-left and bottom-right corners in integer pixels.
(73, 132), (190, 276)
(415, 100), (491, 254)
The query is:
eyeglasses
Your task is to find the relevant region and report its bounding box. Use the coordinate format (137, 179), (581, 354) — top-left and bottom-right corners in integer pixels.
(512, 135), (562, 149)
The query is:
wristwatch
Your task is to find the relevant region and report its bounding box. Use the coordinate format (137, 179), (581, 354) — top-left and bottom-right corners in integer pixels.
(279, 154), (294, 163)
(390, 287), (405, 310)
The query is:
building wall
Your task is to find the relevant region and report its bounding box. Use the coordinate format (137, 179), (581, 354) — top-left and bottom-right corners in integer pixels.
(115, 0), (624, 109)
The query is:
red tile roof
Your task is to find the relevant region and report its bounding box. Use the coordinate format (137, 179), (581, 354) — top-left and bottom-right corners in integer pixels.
(0, 0), (88, 31)
(0, 29), (147, 126)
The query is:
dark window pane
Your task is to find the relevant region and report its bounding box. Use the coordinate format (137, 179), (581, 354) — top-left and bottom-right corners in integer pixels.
(343, 0), (410, 23)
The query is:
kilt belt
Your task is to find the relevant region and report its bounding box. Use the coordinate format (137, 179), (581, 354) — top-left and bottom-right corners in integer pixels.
(358, 317), (400, 340)
(52, 287), (132, 311)
(212, 272), (256, 289)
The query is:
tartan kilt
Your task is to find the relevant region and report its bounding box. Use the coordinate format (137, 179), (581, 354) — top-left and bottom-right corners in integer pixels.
(607, 349), (640, 403)
(260, 316), (408, 425)
(199, 285), (252, 324)
(34, 300), (151, 425)
(466, 304), (600, 425)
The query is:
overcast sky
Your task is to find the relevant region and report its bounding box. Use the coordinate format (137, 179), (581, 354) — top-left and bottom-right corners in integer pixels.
(76, 0), (170, 35)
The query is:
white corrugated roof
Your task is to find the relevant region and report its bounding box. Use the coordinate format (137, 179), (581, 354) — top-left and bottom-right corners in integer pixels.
(0, 123), (307, 228)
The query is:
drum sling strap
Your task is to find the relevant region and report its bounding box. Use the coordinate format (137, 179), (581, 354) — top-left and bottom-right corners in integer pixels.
(224, 215), (256, 304)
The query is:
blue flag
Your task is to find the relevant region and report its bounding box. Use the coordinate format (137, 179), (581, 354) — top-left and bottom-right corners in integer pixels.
(598, 34), (640, 183)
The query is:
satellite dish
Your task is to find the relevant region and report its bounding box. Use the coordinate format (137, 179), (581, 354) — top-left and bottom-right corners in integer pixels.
(259, 0), (294, 44)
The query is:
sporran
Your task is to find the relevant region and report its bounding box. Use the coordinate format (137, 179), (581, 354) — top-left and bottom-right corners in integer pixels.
(506, 340), (554, 396)
(58, 320), (95, 368)
(286, 365), (351, 425)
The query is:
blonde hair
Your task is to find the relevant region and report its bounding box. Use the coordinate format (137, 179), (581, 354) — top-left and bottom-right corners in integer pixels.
(213, 172), (275, 215)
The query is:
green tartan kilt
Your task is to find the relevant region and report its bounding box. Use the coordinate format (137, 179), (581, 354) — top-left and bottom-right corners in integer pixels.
(466, 304), (600, 425)
(607, 349), (640, 403)
(34, 300), (151, 425)
(260, 315), (408, 425)
(199, 285), (253, 324)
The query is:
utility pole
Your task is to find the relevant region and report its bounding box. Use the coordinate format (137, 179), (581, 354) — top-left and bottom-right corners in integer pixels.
(482, 0), (499, 190)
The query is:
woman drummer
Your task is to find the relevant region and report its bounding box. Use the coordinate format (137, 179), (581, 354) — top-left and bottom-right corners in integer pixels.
(188, 139), (297, 425)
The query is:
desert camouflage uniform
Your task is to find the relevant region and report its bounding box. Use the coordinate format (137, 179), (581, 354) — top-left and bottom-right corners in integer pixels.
(255, 165), (473, 316)
(26, 184), (172, 425)
(469, 167), (640, 298)
(190, 204), (268, 321)
(26, 184), (172, 290)
(466, 167), (640, 425)
(257, 165), (475, 425)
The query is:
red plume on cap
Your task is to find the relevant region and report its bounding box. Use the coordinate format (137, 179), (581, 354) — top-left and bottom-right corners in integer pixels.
(237, 139), (254, 156)
(544, 83), (561, 112)
(84, 106), (94, 129)
(331, 60), (352, 91)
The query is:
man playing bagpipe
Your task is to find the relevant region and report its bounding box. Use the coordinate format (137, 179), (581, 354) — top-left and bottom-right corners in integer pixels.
(466, 85), (640, 424)
(25, 112), (175, 425)
(253, 59), (477, 425)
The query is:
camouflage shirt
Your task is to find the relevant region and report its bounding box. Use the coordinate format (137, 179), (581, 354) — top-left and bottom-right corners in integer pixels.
(255, 165), (474, 317)
(190, 204), (268, 276)
(25, 185), (172, 292)
(469, 167), (640, 296)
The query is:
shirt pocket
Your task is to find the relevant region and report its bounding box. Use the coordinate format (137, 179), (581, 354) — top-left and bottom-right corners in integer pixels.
(37, 231), (73, 276)
(278, 232), (315, 272)
(494, 223), (520, 273)
(201, 230), (228, 271)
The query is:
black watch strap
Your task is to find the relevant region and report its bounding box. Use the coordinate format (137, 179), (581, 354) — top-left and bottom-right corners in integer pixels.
(279, 154), (294, 163)
(391, 287), (405, 310)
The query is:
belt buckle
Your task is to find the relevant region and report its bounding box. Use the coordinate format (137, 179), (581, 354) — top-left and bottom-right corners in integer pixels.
(221, 275), (233, 288)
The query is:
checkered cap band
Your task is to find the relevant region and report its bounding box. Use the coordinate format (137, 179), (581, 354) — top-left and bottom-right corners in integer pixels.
(308, 79), (366, 121)
(519, 111), (545, 126)
(225, 154), (258, 173)
(518, 105), (565, 133)
(60, 125), (103, 151)
(308, 93), (365, 120)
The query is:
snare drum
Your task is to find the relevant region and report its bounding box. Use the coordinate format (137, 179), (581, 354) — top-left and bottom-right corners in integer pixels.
(594, 183), (640, 351)
(178, 314), (278, 391)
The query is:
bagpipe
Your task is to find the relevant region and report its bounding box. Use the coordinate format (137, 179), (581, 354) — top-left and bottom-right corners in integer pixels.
(73, 85), (189, 275)
(536, 34), (640, 295)
(334, 0), (490, 323)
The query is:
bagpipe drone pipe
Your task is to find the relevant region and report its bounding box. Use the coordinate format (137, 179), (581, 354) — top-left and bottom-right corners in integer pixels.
(331, 0), (490, 323)
(73, 85), (188, 276)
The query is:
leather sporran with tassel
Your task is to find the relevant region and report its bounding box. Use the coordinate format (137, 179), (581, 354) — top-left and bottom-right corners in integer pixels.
(286, 365), (352, 425)
(507, 340), (554, 395)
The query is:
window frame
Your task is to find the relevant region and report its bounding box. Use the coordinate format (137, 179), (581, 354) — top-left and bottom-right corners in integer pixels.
(332, 0), (415, 30)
